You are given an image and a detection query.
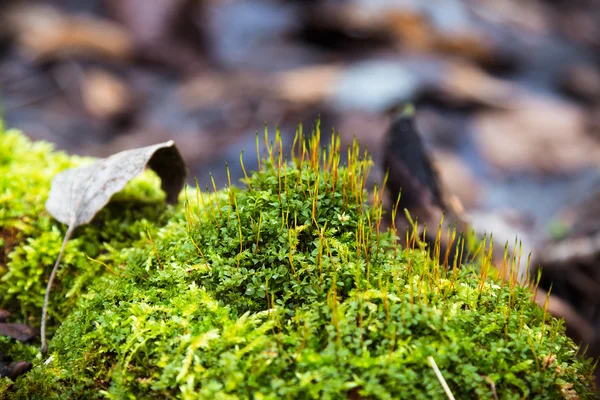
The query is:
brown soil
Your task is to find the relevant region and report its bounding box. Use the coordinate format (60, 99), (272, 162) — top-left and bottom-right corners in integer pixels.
(0, 227), (21, 269)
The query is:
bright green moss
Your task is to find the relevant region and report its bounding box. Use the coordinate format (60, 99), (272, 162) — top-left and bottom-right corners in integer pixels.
(0, 127), (596, 399)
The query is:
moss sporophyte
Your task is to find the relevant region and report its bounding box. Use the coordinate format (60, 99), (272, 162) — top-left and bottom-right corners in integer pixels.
(0, 122), (596, 399)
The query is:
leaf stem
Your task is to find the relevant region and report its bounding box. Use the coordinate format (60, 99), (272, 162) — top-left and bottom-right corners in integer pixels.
(41, 224), (75, 354)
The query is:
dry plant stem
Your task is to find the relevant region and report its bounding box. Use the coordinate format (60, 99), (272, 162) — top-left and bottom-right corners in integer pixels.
(41, 224), (75, 354)
(428, 356), (456, 400)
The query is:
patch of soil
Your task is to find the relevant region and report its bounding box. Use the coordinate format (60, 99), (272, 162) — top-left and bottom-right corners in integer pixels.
(0, 227), (21, 269)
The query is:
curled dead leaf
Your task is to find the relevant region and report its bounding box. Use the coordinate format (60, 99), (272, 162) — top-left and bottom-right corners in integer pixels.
(46, 141), (186, 225)
(41, 141), (187, 353)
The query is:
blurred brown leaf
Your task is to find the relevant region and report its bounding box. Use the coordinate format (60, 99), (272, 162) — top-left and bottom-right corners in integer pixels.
(0, 323), (36, 342)
(178, 72), (266, 110)
(437, 61), (517, 108)
(81, 68), (134, 121)
(6, 4), (133, 62)
(386, 9), (495, 63)
(474, 96), (600, 173)
(386, 11), (433, 51)
(276, 65), (342, 105)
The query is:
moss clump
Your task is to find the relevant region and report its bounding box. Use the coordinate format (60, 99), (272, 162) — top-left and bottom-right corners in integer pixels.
(0, 127), (596, 399)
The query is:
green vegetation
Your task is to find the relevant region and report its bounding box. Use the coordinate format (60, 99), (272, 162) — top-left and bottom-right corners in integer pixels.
(0, 124), (596, 399)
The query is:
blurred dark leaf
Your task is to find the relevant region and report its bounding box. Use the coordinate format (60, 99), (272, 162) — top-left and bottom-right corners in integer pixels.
(0, 323), (36, 342)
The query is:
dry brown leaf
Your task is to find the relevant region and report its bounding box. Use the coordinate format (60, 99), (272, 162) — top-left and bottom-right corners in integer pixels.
(41, 141), (187, 353)
(7, 4), (132, 61)
(474, 96), (600, 173)
(385, 10), (434, 52)
(81, 68), (133, 120)
(435, 29), (495, 63)
(385, 9), (495, 63)
(178, 73), (231, 109)
(276, 65), (342, 105)
(439, 61), (517, 108)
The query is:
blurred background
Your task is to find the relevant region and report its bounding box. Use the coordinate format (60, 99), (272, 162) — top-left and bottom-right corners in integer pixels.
(1, 0), (600, 358)
(1, 0), (599, 233)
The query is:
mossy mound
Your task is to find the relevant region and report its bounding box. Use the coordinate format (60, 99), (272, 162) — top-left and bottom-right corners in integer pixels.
(0, 126), (596, 399)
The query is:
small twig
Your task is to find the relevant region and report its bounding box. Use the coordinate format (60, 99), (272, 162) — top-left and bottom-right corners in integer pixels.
(428, 356), (456, 400)
(484, 376), (499, 400)
(85, 254), (126, 277)
(41, 224), (75, 354)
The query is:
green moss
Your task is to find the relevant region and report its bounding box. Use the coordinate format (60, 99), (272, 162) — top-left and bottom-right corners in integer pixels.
(0, 126), (596, 399)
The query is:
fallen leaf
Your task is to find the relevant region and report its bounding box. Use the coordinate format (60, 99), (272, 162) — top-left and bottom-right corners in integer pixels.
(384, 4), (499, 64)
(81, 68), (134, 121)
(46, 141), (186, 224)
(436, 61), (517, 108)
(41, 141), (187, 353)
(386, 9), (434, 52)
(7, 4), (133, 62)
(434, 29), (496, 64)
(0, 323), (36, 342)
(474, 95), (600, 173)
(276, 65), (342, 105)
